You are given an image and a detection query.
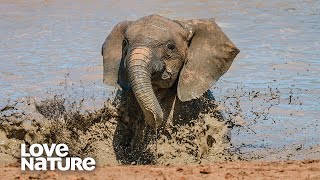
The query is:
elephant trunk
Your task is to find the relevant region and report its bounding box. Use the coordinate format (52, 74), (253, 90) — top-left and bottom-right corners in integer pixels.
(127, 47), (163, 128)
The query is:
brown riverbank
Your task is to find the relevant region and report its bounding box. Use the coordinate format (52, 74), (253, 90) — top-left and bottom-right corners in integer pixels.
(1, 160), (320, 180)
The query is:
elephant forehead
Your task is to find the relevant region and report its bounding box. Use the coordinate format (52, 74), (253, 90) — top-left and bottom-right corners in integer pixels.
(126, 23), (173, 42)
(126, 16), (185, 42)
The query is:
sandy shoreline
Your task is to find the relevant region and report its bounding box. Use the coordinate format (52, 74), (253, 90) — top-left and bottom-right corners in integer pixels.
(1, 160), (319, 179)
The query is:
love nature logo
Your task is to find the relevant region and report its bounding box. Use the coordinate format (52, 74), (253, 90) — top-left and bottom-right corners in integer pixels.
(21, 144), (96, 171)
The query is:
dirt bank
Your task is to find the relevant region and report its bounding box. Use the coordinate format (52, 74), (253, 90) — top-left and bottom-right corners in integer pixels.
(1, 160), (319, 180)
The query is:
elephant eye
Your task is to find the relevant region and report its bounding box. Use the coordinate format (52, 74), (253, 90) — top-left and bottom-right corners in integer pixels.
(122, 38), (129, 48)
(166, 42), (175, 50)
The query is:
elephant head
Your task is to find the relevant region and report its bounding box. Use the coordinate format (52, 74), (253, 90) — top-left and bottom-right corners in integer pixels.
(101, 15), (239, 128)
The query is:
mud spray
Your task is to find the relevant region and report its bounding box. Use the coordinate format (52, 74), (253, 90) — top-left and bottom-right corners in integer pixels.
(0, 91), (235, 166)
(1, 78), (305, 166)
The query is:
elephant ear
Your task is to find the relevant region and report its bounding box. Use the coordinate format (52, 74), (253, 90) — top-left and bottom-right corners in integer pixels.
(101, 21), (132, 89)
(177, 19), (240, 101)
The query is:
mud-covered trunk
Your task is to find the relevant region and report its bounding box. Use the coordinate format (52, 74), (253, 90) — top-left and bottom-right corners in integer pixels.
(127, 47), (163, 128)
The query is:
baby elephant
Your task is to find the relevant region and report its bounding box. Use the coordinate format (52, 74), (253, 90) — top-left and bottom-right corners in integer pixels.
(102, 15), (239, 129)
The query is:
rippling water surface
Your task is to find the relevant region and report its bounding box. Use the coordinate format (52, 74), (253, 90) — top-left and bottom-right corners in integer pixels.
(1, 0), (319, 159)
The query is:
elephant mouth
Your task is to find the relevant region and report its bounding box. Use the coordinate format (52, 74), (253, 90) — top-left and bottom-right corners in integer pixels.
(151, 70), (170, 81)
(151, 71), (176, 89)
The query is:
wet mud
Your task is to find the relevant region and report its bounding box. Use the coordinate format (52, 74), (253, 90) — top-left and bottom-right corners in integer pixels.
(0, 90), (235, 165)
(2, 83), (316, 166)
(1, 74), (319, 166)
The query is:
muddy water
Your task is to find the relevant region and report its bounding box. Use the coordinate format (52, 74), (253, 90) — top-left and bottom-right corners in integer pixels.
(1, 0), (320, 163)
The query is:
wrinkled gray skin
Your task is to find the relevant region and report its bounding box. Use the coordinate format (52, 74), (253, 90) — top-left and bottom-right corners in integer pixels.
(102, 15), (239, 129)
